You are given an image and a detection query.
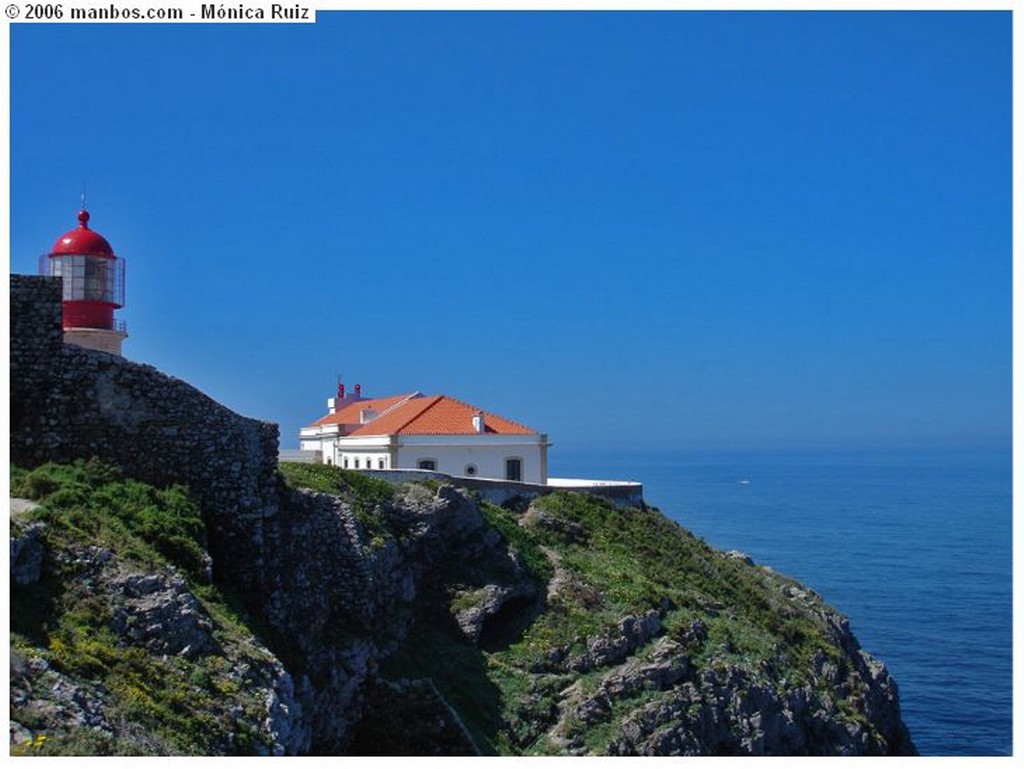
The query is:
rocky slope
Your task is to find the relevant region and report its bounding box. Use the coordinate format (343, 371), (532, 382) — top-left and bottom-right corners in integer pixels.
(9, 460), (915, 756)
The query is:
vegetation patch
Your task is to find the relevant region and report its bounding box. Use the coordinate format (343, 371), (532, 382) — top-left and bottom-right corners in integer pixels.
(278, 461), (396, 543)
(9, 460), (285, 755)
(478, 501), (554, 583)
(12, 459), (207, 580)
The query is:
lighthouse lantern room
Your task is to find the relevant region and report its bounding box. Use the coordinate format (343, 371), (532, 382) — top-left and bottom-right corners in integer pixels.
(39, 208), (128, 356)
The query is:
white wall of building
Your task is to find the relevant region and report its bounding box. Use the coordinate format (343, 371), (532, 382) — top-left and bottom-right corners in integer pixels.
(299, 423), (345, 461)
(337, 449), (392, 470)
(306, 434), (390, 469)
(299, 430), (549, 484)
(394, 435), (547, 484)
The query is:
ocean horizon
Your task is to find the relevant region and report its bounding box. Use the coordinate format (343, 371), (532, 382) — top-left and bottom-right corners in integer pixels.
(549, 445), (1012, 756)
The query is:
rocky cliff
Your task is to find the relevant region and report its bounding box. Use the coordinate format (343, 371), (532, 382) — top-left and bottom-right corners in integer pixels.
(9, 274), (915, 756)
(10, 461), (915, 756)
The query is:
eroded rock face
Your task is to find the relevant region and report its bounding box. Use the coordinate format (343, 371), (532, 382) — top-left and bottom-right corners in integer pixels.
(11, 520), (46, 586)
(605, 656), (913, 756)
(109, 572), (217, 659)
(262, 661), (310, 756)
(8, 478), (916, 756)
(10, 654), (117, 738)
(9, 531), (318, 756)
(567, 611), (663, 673)
(229, 481), (539, 753)
(539, 617), (914, 757)
(453, 583), (526, 644)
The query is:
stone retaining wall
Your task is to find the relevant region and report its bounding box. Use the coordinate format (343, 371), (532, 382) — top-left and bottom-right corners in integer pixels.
(361, 468), (644, 508)
(9, 275), (279, 590)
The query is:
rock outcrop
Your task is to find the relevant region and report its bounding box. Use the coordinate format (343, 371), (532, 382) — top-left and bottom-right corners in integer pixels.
(9, 537), (311, 756)
(108, 571), (217, 660)
(10, 520), (45, 586)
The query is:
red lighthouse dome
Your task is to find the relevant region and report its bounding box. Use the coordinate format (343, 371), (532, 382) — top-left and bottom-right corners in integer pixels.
(39, 207), (128, 356)
(51, 210), (115, 257)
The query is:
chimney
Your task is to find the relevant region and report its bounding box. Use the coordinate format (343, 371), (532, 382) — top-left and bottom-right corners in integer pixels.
(328, 380), (345, 412)
(472, 412), (485, 433)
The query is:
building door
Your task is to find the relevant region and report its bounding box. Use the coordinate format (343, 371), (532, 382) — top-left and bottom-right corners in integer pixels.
(505, 458), (522, 482)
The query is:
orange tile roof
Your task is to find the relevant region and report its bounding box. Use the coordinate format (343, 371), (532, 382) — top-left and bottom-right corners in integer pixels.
(346, 394), (537, 437)
(311, 393), (419, 428)
(347, 395), (443, 436)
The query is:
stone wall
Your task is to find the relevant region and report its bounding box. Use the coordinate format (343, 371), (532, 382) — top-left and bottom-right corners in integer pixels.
(9, 275), (280, 591)
(10, 276), (64, 448)
(9, 275), (400, 751)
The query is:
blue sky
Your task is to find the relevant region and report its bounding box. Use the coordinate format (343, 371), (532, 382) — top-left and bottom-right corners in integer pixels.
(9, 11), (1012, 457)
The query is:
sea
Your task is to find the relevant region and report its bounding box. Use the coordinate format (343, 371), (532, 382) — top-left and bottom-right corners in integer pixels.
(550, 446), (1013, 756)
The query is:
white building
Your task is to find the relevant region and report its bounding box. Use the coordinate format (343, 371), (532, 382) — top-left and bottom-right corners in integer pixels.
(299, 389), (550, 484)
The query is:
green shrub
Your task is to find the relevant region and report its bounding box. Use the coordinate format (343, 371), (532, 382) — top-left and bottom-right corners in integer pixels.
(278, 461), (393, 503)
(479, 501), (554, 583)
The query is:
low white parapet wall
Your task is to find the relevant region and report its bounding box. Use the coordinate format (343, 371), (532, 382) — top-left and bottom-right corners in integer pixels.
(358, 469), (644, 509)
(279, 449), (321, 463)
(547, 477), (641, 489)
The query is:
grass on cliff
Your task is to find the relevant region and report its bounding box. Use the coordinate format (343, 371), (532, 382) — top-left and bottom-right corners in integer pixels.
(278, 461), (396, 544)
(478, 501), (554, 584)
(508, 491), (839, 675)
(11, 459), (208, 580)
(10, 460), (284, 755)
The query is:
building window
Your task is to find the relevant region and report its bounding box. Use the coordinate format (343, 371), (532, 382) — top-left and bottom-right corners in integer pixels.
(354, 458), (360, 469)
(506, 458), (522, 482)
(343, 458), (349, 469)
(418, 459), (437, 471)
(378, 459), (386, 469)
(464, 464), (477, 477)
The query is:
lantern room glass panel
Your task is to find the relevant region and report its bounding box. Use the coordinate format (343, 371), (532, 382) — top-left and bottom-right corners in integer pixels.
(40, 254), (125, 306)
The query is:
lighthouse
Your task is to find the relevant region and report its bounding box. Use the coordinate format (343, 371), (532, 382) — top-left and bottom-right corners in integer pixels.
(39, 207), (127, 356)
